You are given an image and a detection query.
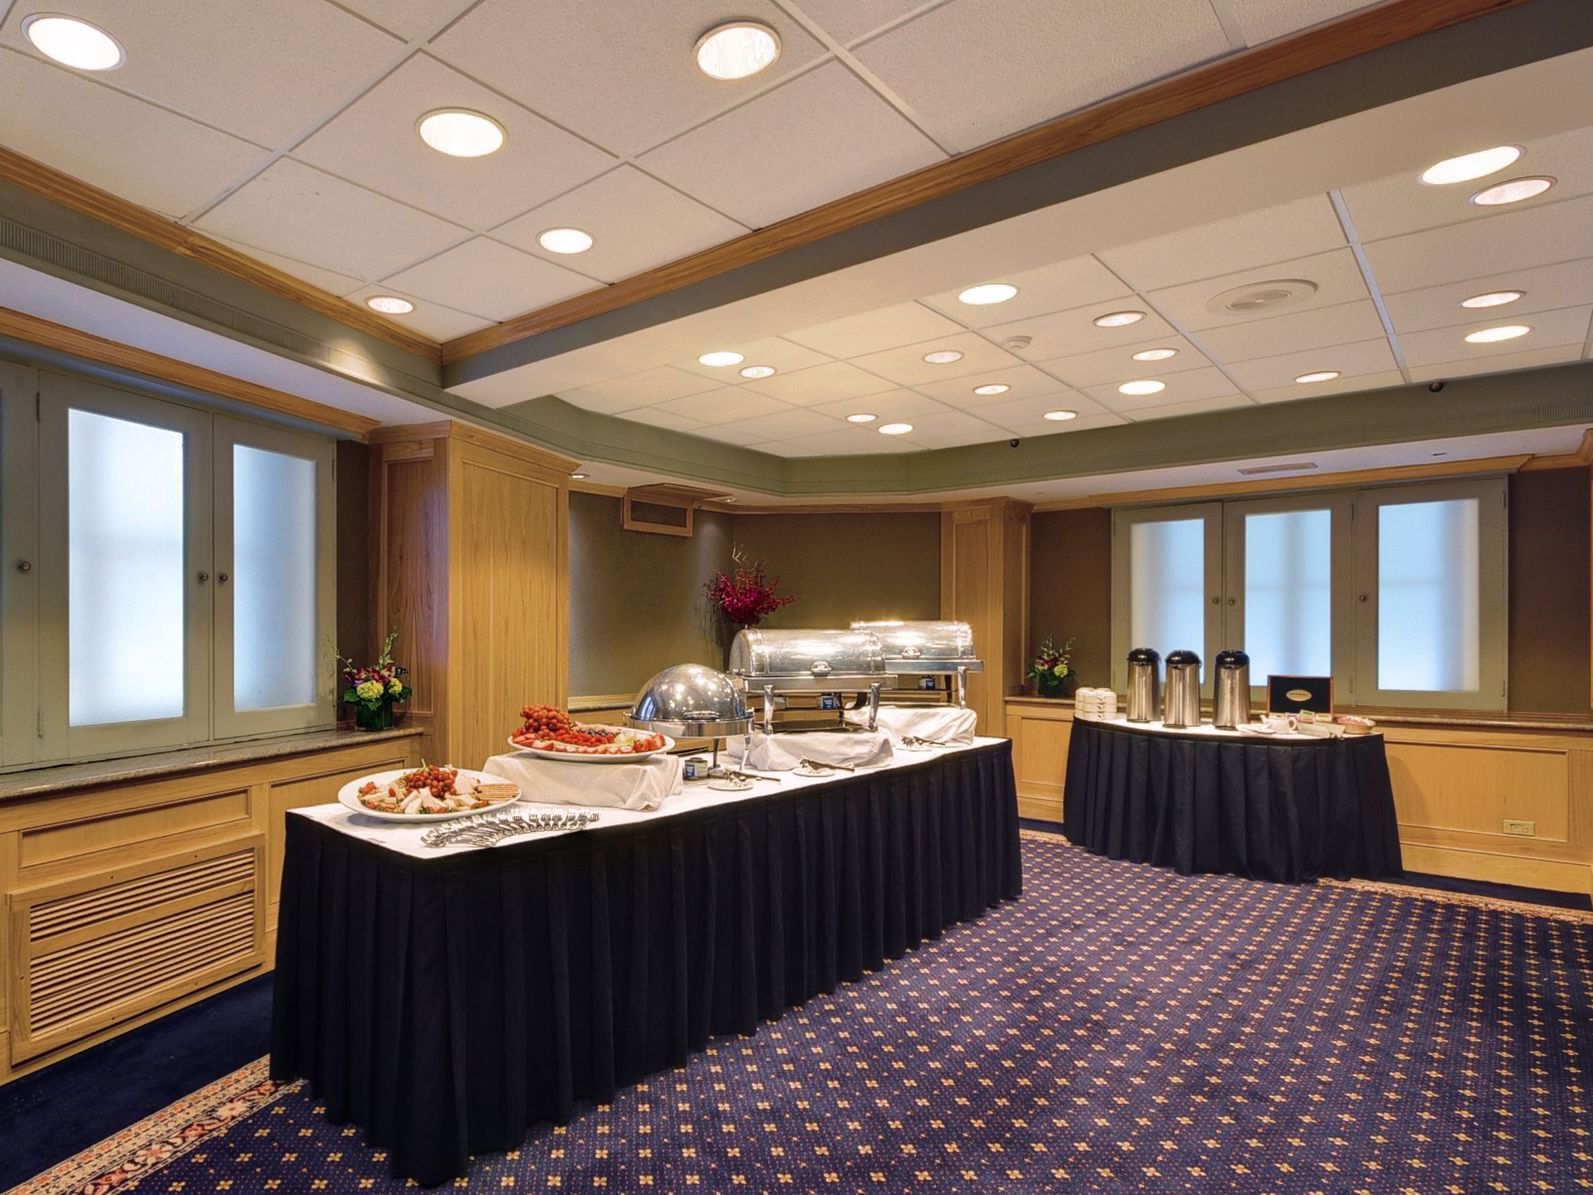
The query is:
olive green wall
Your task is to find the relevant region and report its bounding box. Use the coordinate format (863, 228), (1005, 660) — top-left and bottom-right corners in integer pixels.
(1028, 509), (1113, 692)
(1508, 468), (1589, 714)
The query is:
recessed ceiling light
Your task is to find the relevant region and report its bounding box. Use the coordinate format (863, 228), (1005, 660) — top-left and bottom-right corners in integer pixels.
(846, 413), (877, 424)
(922, 349), (964, 364)
(22, 14), (124, 69)
(1294, 370), (1341, 384)
(1094, 310), (1145, 328)
(972, 383), (1011, 396)
(957, 283), (1018, 306)
(694, 21), (781, 80)
(365, 295), (414, 314)
(1420, 145), (1521, 185)
(739, 365), (776, 379)
(698, 350), (744, 367)
(417, 108), (506, 157)
(570, 472), (588, 480)
(1132, 347), (1178, 362)
(1460, 289), (1524, 309)
(1464, 324), (1531, 344)
(537, 227), (593, 254)
(1042, 410), (1078, 422)
(1470, 176), (1554, 206)
(1118, 379), (1166, 396)
(879, 422), (914, 435)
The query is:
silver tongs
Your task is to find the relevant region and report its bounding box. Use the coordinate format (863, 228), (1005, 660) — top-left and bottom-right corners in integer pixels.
(902, 735), (954, 748)
(421, 808), (599, 848)
(800, 756), (854, 772)
(722, 768), (780, 784)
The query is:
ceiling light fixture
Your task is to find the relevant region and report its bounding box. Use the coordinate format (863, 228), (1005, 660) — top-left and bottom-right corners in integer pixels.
(846, 413), (877, 424)
(1419, 145), (1521, 185)
(1094, 310), (1145, 328)
(694, 21), (781, 80)
(972, 383), (1010, 396)
(365, 295), (415, 314)
(570, 472), (588, 480)
(697, 350), (744, 367)
(957, 283), (1018, 306)
(1464, 324), (1531, 344)
(537, 227), (593, 254)
(1460, 289), (1524, 309)
(1469, 176), (1555, 206)
(1132, 347), (1178, 362)
(739, 365), (776, 379)
(922, 349), (964, 364)
(22, 14), (124, 69)
(1118, 379), (1166, 396)
(1294, 370), (1341, 384)
(1042, 410), (1078, 422)
(417, 108), (506, 157)
(879, 422), (913, 435)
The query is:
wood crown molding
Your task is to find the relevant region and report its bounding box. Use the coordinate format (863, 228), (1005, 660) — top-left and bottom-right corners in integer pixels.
(0, 146), (440, 362)
(0, 306), (379, 439)
(438, 0), (1529, 366)
(1518, 427), (1593, 471)
(370, 418), (580, 474)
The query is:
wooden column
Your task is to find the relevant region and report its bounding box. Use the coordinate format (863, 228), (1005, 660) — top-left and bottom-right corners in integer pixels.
(940, 500), (1031, 734)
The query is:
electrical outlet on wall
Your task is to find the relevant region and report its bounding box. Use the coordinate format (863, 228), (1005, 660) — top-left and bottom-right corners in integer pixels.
(1502, 819), (1536, 836)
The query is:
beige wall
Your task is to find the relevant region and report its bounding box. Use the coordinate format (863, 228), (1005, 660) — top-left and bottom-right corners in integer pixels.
(1028, 508), (1112, 691)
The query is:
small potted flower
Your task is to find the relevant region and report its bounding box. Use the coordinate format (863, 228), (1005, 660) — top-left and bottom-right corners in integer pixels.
(706, 548), (797, 629)
(1028, 635), (1078, 699)
(338, 629), (413, 730)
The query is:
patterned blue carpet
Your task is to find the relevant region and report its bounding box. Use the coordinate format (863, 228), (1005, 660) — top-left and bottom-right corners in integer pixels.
(18, 831), (1593, 1193)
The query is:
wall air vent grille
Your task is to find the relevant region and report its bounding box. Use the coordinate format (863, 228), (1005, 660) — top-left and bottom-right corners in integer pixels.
(1237, 462), (1319, 476)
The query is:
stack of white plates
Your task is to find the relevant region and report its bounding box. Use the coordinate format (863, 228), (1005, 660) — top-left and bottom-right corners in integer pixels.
(1073, 687), (1118, 720)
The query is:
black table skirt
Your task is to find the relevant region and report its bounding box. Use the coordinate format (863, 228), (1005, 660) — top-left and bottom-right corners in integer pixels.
(271, 742), (1021, 1186)
(1063, 721), (1402, 884)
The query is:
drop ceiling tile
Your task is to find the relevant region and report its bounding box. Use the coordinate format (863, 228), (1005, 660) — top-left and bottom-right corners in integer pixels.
(998, 411), (1127, 437)
(985, 301), (1179, 362)
(555, 389), (646, 416)
(652, 387), (793, 424)
(1340, 125), (1593, 244)
(1193, 300), (1387, 363)
(1250, 370), (1405, 404)
(770, 427), (921, 455)
(1085, 366), (1242, 412)
(0, 0), (404, 146)
(809, 389), (952, 422)
(1148, 248), (1371, 332)
(1220, 0), (1380, 45)
(1398, 306), (1591, 368)
(213, 237), (364, 295)
(635, 409), (707, 432)
(1362, 195), (1593, 295)
(897, 409), (1013, 448)
(785, 302), (965, 358)
(673, 337), (833, 384)
(847, 331), (1022, 386)
(1098, 195), (1347, 291)
(715, 408), (847, 442)
(293, 54), (616, 231)
(851, 0), (1228, 151)
(1407, 343), (1585, 383)
(494, 166), (749, 282)
(337, 0), (471, 40)
(689, 422), (773, 446)
(1223, 338), (1399, 391)
(920, 255), (1132, 327)
(793, 0), (932, 44)
(912, 364), (1073, 408)
(431, 0), (826, 157)
(975, 393), (1112, 429)
(1118, 394), (1254, 422)
(342, 284), (491, 339)
(739, 361), (898, 406)
(1035, 335), (1211, 388)
(1383, 258), (1593, 334)
(572, 366), (724, 406)
(0, 49), (263, 219)
(381, 236), (596, 321)
(637, 62), (945, 228)
(195, 158), (466, 280)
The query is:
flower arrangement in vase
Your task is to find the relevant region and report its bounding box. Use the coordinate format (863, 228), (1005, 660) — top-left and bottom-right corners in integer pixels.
(338, 629), (413, 730)
(706, 547), (797, 628)
(1028, 635), (1077, 699)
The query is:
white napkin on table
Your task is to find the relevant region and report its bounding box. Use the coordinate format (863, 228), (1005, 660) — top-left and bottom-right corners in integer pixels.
(481, 751), (684, 812)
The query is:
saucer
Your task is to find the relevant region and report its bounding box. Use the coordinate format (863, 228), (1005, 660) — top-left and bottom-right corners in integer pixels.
(708, 777), (754, 792)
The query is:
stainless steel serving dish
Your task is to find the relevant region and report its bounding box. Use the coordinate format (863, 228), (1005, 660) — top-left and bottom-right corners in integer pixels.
(626, 663), (753, 738)
(850, 619), (984, 707)
(727, 628), (897, 731)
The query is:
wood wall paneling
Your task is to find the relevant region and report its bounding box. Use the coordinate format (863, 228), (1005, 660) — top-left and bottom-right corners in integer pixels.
(941, 502), (1030, 734)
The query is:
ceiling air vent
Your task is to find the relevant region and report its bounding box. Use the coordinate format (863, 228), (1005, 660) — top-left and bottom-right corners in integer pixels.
(1237, 461), (1319, 477)
(621, 483), (732, 538)
(1205, 278), (1317, 317)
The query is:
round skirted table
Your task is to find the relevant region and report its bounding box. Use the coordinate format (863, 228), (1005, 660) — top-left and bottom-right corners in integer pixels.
(1063, 718), (1402, 883)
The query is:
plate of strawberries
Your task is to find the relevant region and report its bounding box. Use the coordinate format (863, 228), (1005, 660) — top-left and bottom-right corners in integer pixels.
(509, 704), (673, 763)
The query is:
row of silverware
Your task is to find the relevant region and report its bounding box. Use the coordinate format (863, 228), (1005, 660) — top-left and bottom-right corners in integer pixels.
(421, 808), (599, 849)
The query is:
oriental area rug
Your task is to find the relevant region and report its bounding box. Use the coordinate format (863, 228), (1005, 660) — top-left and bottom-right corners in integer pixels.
(13, 831), (1592, 1194)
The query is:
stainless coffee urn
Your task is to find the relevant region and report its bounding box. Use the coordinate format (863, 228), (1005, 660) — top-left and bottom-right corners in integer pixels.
(1212, 649), (1251, 730)
(1162, 650), (1202, 728)
(1125, 647), (1160, 723)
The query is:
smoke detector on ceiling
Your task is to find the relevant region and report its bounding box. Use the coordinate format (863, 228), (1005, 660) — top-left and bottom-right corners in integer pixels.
(1206, 278), (1318, 317)
(1000, 334), (1032, 351)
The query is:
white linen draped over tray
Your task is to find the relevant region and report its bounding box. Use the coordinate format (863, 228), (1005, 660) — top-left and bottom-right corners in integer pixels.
(481, 751), (684, 811)
(728, 729), (894, 772)
(845, 704), (978, 745)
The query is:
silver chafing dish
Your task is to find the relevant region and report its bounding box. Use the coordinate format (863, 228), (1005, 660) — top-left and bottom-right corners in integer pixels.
(627, 663), (753, 777)
(727, 628), (897, 732)
(850, 620), (984, 707)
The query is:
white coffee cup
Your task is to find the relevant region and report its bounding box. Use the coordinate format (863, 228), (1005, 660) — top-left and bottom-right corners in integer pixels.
(1261, 712), (1298, 733)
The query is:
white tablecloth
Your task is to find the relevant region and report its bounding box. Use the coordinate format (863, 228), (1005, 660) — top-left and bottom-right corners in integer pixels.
(481, 750), (684, 811)
(727, 729), (894, 771)
(844, 704), (978, 745)
(1078, 715), (1357, 741)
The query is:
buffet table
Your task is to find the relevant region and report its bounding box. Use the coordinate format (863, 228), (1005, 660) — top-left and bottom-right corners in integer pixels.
(1063, 718), (1401, 883)
(271, 738), (1020, 1186)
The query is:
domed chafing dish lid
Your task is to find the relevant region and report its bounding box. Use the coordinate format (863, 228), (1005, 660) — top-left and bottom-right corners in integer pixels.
(849, 619), (985, 672)
(728, 627), (887, 680)
(627, 663), (752, 738)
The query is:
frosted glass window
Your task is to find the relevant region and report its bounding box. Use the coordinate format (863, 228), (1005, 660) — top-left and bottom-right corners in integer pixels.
(68, 409), (186, 726)
(233, 445), (317, 710)
(1378, 498), (1480, 691)
(1244, 510), (1331, 682)
(1129, 518), (1206, 674)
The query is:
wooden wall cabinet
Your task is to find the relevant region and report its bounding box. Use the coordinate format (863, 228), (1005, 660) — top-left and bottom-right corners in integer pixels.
(371, 423), (575, 770)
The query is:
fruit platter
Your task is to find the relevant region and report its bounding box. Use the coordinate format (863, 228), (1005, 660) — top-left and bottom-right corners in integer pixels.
(509, 704), (673, 763)
(339, 764), (520, 823)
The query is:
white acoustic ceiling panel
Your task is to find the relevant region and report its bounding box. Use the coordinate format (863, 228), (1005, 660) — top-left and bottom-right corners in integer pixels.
(847, 331), (1022, 386)
(786, 301), (966, 358)
(1037, 336), (1211, 387)
(1223, 337), (1400, 391)
(1085, 365), (1242, 412)
(1398, 305), (1592, 368)
(1146, 248), (1371, 332)
(1406, 343), (1585, 383)
(809, 388), (950, 422)
(673, 337), (832, 383)
(1382, 258), (1593, 334)
(1192, 300), (1387, 363)
(380, 236), (596, 322)
(911, 363), (1074, 405)
(988, 300), (1180, 362)
(342, 284), (493, 339)
(919, 254), (1131, 327)
(786, 0), (934, 46)
(741, 361), (899, 405)
(572, 365), (724, 406)
(1360, 195), (1593, 295)
(336, 0), (475, 41)
(1218, 0), (1382, 46)
(654, 387), (793, 423)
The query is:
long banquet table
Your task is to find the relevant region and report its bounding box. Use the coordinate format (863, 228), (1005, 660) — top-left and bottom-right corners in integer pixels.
(1064, 717), (1402, 883)
(271, 738), (1020, 1186)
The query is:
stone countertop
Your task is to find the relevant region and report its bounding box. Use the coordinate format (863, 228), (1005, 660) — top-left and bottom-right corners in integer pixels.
(0, 725), (424, 802)
(1001, 695), (1593, 733)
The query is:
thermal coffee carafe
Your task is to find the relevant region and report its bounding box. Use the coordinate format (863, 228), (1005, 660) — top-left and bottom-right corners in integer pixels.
(1125, 647), (1160, 723)
(1162, 650), (1202, 728)
(1212, 649), (1251, 730)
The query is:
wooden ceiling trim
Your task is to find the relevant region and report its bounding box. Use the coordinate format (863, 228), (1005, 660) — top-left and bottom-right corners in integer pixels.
(0, 146), (442, 362)
(0, 306), (380, 439)
(439, 0), (1530, 366)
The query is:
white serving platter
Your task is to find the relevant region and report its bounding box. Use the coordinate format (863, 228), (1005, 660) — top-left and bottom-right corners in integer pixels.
(338, 768), (521, 823)
(505, 734), (675, 764)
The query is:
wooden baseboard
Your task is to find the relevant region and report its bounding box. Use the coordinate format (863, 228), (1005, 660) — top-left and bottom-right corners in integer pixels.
(1017, 793), (1063, 823)
(1398, 841), (1592, 895)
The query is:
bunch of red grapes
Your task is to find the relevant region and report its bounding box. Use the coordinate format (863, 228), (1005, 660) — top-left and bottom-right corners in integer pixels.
(401, 763), (458, 797)
(517, 704), (616, 745)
